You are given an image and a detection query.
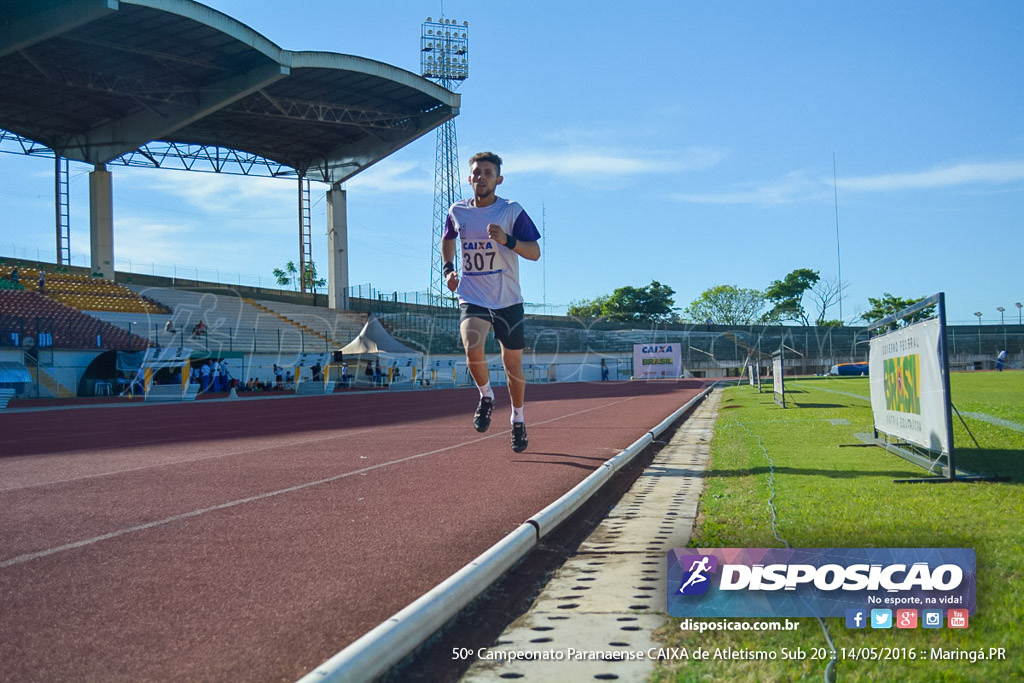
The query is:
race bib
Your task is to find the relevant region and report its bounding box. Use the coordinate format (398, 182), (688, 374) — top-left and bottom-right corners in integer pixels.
(461, 239), (501, 276)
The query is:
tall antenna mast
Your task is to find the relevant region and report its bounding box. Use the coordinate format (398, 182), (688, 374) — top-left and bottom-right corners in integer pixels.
(833, 152), (843, 322)
(421, 15), (469, 306)
(542, 204), (547, 313)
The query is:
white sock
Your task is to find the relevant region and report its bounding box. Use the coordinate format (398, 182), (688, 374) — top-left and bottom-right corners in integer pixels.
(511, 405), (525, 424)
(478, 382), (494, 401)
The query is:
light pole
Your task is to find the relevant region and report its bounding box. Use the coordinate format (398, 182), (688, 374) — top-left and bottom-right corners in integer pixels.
(1016, 302), (1022, 325)
(422, 16), (469, 307)
(974, 312), (983, 355)
(997, 306), (1007, 350)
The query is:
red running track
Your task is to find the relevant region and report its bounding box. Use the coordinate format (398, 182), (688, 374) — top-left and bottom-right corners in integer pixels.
(0, 379), (707, 682)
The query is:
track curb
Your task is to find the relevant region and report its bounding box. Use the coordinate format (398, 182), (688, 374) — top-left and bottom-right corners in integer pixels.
(296, 383), (714, 683)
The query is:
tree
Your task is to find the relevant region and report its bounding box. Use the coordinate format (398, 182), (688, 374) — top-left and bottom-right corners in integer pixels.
(568, 280), (678, 323)
(861, 293), (936, 331)
(764, 268), (820, 325)
(273, 261), (298, 290)
(808, 276), (848, 325)
(273, 260), (327, 292)
(567, 294), (609, 319)
(684, 285), (767, 325)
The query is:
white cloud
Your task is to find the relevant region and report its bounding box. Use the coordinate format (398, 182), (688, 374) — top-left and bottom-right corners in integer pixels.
(672, 159), (1024, 206)
(344, 161), (432, 193)
(119, 168), (295, 214)
(672, 170), (825, 206)
(838, 161), (1024, 192)
(509, 146), (726, 178)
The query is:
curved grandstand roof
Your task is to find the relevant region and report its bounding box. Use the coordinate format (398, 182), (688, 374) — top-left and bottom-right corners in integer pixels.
(0, 0), (459, 183)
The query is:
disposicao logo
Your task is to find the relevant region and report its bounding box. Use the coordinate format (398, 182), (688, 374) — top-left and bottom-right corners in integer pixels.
(666, 548), (975, 619)
(675, 554), (718, 596)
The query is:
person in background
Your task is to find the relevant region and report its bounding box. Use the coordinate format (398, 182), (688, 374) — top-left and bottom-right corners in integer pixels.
(996, 349), (1007, 371)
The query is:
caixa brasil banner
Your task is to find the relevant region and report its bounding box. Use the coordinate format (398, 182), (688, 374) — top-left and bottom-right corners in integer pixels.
(667, 548), (975, 618)
(633, 344), (681, 379)
(868, 318), (951, 454)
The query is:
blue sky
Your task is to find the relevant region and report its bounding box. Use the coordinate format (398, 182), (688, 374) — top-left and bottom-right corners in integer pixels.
(1, 0), (1022, 324)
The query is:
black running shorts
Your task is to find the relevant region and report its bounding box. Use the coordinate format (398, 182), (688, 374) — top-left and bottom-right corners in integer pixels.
(459, 302), (526, 351)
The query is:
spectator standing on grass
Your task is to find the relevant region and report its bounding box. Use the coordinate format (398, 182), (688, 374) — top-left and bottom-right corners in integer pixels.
(601, 359), (610, 381)
(38, 269), (45, 293)
(996, 349), (1007, 371)
(441, 151), (541, 453)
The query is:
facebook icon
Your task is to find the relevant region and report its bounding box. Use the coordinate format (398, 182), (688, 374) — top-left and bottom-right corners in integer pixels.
(845, 609), (867, 629)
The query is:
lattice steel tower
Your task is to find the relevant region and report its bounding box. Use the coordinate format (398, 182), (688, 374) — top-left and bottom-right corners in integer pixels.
(421, 16), (469, 306)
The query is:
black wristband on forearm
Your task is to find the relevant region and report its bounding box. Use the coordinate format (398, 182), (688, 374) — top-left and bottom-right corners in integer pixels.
(504, 234), (517, 251)
(442, 261), (455, 276)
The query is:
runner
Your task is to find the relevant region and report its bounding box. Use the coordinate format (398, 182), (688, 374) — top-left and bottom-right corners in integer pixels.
(442, 152), (541, 452)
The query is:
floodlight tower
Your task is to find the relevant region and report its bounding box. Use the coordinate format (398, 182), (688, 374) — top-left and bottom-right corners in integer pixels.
(421, 16), (469, 306)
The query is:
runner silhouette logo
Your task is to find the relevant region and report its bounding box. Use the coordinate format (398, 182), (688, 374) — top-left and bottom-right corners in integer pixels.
(677, 554), (718, 595)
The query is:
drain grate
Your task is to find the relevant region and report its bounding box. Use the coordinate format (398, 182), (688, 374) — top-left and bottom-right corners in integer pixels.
(461, 390), (722, 682)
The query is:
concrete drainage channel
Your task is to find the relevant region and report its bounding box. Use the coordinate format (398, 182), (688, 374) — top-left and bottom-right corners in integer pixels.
(298, 385), (719, 683)
(460, 389), (721, 682)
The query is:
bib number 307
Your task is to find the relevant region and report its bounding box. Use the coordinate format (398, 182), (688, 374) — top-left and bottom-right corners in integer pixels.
(463, 250), (497, 273)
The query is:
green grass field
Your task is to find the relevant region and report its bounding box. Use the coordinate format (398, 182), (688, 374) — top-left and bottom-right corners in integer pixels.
(653, 371), (1024, 682)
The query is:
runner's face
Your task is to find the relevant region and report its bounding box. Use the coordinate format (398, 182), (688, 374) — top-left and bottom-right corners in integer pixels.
(469, 161), (501, 201)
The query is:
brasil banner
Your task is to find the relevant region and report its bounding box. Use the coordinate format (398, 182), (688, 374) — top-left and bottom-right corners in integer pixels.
(868, 318), (950, 454)
(633, 344), (682, 379)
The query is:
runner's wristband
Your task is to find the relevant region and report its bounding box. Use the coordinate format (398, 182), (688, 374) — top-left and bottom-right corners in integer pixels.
(504, 234), (517, 251)
(442, 261), (455, 276)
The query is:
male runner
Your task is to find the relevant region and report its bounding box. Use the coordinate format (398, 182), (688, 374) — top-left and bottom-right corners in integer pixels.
(442, 152), (541, 452)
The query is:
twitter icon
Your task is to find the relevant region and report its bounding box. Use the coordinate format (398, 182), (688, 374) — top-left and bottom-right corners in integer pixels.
(870, 609), (893, 629)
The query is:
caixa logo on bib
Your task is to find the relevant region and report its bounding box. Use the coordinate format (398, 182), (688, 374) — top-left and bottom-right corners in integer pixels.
(667, 548), (976, 619)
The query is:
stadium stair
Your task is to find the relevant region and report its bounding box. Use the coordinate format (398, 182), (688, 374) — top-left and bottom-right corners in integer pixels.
(244, 300), (331, 344)
(26, 365), (76, 399)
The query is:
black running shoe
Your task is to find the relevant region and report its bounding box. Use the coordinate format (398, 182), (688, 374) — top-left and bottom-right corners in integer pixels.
(511, 422), (528, 453)
(473, 396), (493, 433)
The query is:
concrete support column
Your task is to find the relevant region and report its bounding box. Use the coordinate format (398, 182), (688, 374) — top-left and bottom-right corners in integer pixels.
(326, 186), (349, 310)
(89, 166), (114, 280)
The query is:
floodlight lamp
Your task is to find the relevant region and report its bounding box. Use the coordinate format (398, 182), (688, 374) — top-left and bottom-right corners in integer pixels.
(997, 306), (1005, 312)
(1016, 303), (1022, 308)
(974, 312), (982, 318)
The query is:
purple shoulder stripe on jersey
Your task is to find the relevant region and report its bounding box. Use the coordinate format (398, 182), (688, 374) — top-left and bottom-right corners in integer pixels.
(512, 210), (541, 242)
(442, 211), (458, 240)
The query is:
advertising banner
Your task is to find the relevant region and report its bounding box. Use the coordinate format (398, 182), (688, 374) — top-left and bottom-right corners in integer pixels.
(667, 547), (975, 619)
(868, 318), (950, 454)
(772, 356), (784, 407)
(633, 343), (681, 379)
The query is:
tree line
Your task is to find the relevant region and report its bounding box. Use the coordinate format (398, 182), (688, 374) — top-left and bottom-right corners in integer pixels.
(567, 269), (933, 327)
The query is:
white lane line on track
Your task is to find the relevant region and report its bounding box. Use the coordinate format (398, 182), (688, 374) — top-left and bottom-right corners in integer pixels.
(0, 395), (643, 569)
(0, 396), (473, 491)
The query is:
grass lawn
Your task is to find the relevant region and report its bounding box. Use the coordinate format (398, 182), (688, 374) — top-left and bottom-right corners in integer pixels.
(653, 372), (1024, 682)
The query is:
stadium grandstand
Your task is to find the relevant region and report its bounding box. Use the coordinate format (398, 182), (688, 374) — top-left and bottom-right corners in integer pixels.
(1, 0), (1021, 401)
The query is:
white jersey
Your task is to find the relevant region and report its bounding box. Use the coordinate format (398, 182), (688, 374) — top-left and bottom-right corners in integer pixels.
(444, 197), (540, 309)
